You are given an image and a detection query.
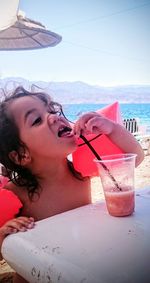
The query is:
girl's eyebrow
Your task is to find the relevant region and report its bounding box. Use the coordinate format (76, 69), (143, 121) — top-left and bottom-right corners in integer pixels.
(24, 108), (37, 123)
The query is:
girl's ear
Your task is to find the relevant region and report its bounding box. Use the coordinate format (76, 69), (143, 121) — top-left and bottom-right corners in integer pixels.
(9, 150), (31, 166)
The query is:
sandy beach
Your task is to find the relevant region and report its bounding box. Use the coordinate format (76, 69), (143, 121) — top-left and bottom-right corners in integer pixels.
(0, 154), (150, 283)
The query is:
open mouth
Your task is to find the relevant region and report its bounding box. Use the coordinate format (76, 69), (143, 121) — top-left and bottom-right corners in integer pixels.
(58, 126), (72, 137)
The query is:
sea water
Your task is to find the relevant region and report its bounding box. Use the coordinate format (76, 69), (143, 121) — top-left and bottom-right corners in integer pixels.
(62, 103), (150, 134)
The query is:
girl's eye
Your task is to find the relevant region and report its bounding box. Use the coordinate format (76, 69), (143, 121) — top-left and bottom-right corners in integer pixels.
(32, 117), (42, 126)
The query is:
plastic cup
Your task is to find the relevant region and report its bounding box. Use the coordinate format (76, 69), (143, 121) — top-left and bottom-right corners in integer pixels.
(95, 153), (137, 217)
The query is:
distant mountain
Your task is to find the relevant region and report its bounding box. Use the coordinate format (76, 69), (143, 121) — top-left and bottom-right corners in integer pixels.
(0, 77), (150, 103)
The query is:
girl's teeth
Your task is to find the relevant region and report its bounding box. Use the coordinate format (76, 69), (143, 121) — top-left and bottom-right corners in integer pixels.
(58, 126), (72, 137)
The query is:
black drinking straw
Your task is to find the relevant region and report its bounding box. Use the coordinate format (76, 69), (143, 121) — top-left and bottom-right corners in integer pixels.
(60, 108), (121, 191)
(80, 134), (122, 191)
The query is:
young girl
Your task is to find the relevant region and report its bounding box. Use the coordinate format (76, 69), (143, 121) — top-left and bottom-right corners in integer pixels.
(0, 86), (144, 282)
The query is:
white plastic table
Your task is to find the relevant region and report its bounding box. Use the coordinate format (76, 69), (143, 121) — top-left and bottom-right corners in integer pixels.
(2, 188), (150, 283)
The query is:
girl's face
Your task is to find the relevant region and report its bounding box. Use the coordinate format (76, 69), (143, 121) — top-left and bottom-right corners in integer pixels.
(9, 95), (77, 162)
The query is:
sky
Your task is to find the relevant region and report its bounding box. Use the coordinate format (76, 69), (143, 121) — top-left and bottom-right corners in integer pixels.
(0, 0), (150, 86)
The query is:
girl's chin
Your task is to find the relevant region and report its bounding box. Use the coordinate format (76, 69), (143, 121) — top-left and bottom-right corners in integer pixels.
(67, 141), (78, 154)
(63, 134), (78, 145)
(58, 135), (77, 154)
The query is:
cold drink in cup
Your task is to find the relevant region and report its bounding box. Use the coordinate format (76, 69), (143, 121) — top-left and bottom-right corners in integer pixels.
(104, 187), (134, 216)
(95, 154), (137, 217)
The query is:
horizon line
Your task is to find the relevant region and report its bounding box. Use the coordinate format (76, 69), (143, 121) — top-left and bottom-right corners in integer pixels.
(1, 76), (150, 88)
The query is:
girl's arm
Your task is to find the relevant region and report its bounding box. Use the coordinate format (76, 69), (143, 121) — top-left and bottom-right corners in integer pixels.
(73, 112), (144, 167)
(106, 122), (144, 166)
(0, 217), (34, 260)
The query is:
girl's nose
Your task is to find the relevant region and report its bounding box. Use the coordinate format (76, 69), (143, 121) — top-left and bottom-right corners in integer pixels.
(47, 113), (60, 126)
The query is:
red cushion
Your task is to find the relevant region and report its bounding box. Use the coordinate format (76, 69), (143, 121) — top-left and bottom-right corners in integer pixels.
(0, 177), (23, 227)
(72, 102), (124, 177)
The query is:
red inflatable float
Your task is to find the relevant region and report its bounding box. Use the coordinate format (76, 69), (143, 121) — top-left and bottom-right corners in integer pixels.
(72, 102), (124, 177)
(0, 176), (22, 227)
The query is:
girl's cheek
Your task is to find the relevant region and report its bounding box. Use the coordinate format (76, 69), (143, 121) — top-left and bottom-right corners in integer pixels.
(47, 115), (55, 125)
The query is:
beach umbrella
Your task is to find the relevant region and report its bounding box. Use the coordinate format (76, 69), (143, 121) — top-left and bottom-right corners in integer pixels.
(0, 0), (62, 51)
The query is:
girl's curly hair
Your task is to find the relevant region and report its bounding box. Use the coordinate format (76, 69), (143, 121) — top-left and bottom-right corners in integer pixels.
(0, 86), (83, 200)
